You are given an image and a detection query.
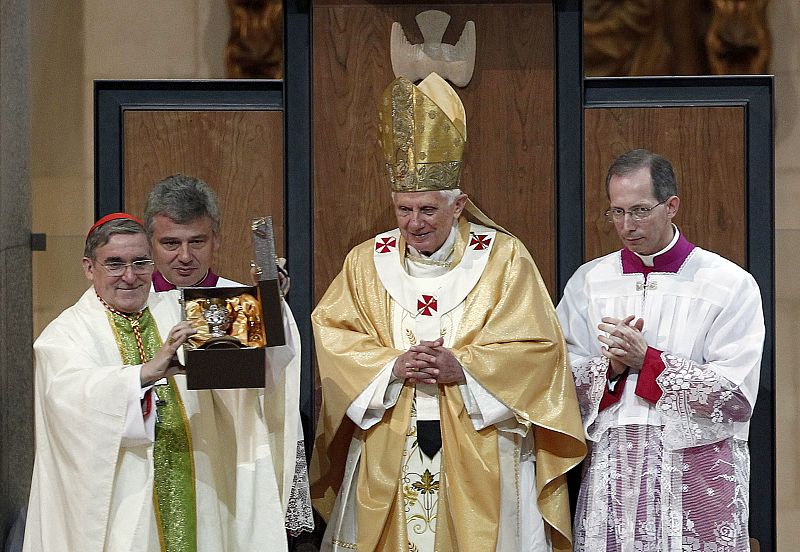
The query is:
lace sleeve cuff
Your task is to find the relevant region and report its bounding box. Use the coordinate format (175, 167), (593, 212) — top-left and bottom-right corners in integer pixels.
(656, 354), (751, 450)
(285, 440), (314, 536)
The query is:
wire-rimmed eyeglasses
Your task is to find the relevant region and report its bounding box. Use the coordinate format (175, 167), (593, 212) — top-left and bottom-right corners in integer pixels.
(605, 199), (667, 222)
(97, 259), (155, 277)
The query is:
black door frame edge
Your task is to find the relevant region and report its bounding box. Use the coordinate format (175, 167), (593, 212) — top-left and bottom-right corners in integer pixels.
(284, 0), (315, 458)
(555, 0), (584, 297)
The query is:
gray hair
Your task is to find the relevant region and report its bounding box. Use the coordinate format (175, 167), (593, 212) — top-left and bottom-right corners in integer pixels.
(84, 218), (147, 260)
(391, 188), (463, 205)
(604, 149), (678, 202)
(144, 174), (221, 237)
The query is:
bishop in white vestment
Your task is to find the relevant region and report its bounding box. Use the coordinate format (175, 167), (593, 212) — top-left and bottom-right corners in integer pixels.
(24, 214), (296, 552)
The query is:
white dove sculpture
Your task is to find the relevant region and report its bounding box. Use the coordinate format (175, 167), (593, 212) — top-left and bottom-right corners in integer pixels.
(390, 10), (476, 87)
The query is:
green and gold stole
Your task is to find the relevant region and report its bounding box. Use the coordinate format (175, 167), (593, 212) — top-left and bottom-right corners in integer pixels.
(104, 301), (198, 552)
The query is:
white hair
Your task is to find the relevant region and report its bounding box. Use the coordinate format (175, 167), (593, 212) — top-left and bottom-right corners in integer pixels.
(391, 188), (463, 205)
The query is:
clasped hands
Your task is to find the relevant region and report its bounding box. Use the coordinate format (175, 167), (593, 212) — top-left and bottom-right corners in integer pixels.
(392, 337), (466, 385)
(597, 315), (647, 378)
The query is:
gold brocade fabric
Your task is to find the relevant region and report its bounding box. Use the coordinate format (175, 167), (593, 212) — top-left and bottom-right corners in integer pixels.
(311, 218), (587, 552)
(153, 381), (198, 552)
(183, 293), (264, 349)
(378, 75), (465, 193)
(106, 308), (162, 365)
(105, 308), (198, 552)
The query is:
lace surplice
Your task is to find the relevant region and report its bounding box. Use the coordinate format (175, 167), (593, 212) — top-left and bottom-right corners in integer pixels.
(572, 355), (751, 552)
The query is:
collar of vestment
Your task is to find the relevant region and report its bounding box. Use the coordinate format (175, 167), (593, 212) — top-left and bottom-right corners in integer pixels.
(94, 291), (159, 365)
(152, 269), (220, 291)
(405, 223), (458, 271)
(373, 217), (495, 318)
(621, 226), (695, 275)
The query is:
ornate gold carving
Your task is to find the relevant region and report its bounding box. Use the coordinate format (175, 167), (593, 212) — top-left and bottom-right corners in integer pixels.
(584, 0), (770, 76)
(226, 0), (283, 79)
(584, 0), (673, 76)
(706, 0), (771, 75)
(183, 294), (264, 349)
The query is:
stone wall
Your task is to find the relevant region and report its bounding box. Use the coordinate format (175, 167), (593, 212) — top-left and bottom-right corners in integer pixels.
(769, 1), (800, 549)
(0, 0), (32, 543)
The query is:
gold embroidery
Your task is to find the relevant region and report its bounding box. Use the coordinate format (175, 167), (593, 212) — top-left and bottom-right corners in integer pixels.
(379, 77), (465, 192)
(411, 469), (439, 495)
(106, 307), (198, 551)
(402, 405), (440, 548)
(405, 241), (455, 269)
(404, 482), (420, 507)
(440, 311), (455, 343)
(406, 253), (453, 269)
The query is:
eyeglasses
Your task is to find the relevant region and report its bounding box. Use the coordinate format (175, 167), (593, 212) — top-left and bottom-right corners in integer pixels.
(97, 259), (155, 277)
(605, 199), (668, 222)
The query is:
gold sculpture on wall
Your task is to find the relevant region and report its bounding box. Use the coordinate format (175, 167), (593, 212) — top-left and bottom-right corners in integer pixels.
(584, 0), (771, 76)
(706, 0), (771, 74)
(226, 0), (283, 79)
(223, 0), (771, 80)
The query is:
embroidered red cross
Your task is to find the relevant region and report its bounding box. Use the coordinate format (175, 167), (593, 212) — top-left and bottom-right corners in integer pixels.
(417, 295), (438, 316)
(375, 236), (397, 253)
(469, 233), (492, 250)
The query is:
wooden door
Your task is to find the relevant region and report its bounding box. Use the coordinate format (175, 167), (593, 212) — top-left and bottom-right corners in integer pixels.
(313, 1), (559, 299)
(584, 105), (746, 265)
(94, 81), (286, 286)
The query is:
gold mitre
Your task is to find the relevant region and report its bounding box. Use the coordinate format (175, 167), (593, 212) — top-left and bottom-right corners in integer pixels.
(378, 72), (466, 192)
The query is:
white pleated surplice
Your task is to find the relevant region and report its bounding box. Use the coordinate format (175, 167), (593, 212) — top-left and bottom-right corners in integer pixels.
(557, 246), (764, 552)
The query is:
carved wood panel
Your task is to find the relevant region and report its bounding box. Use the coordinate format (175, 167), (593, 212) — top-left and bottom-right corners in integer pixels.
(584, 106), (746, 266)
(122, 109), (285, 284)
(313, 1), (556, 300)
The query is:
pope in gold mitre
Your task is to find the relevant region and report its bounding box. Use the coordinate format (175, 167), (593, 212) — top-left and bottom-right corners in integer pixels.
(310, 72), (585, 552)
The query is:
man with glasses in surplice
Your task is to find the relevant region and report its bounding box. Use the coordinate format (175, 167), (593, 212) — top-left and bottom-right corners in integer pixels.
(557, 149), (764, 551)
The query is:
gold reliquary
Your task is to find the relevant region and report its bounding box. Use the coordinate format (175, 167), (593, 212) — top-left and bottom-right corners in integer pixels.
(181, 282), (285, 390)
(183, 288), (265, 350)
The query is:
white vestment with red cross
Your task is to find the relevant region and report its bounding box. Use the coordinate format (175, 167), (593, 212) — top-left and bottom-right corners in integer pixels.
(372, 223), (495, 343)
(330, 222), (550, 552)
(346, 222), (510, 429)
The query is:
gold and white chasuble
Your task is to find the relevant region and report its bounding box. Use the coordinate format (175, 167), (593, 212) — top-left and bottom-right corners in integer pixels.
(311, 218), (586, 552)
